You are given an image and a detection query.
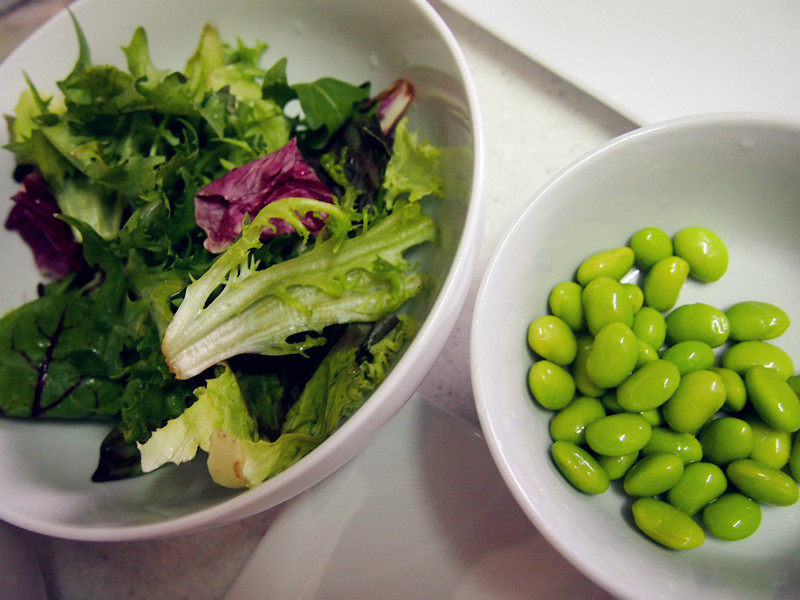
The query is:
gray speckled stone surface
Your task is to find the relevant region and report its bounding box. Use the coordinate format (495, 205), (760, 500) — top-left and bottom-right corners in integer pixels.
(0, 1), (633, 598)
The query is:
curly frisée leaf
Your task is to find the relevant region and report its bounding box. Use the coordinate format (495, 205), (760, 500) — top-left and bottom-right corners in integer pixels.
(161, 198), (435, 379)
(206, 317), (413, 488)
(138, 364), (257, 473)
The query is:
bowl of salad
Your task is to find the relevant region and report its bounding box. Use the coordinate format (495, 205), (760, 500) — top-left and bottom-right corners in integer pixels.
(0, 0), (483, 540)
(471, 112), (800, 600)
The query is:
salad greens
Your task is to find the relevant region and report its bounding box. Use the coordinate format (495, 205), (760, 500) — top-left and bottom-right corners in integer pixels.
(0, 17), (444, 487)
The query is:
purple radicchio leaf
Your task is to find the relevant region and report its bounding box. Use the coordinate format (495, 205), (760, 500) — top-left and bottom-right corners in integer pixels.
(5, 172), (84, 279)
(195, 138), (335, 253)
(375, 79), (415, 135)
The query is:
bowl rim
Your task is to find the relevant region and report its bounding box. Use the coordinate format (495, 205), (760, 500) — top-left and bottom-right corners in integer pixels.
(0, 0), (485, 541)
(470, 110), (800, 600)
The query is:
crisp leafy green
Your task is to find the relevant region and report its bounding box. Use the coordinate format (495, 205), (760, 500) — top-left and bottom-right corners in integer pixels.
(1, 19), (445, 486)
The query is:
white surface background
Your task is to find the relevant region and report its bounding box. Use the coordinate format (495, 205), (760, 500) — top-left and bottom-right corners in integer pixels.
(0, 0), (637, 598)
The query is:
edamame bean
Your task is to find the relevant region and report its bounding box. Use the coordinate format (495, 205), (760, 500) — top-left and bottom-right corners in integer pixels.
(617, 359), (681, 412)
(576, 246), (635, 286)
(585, 322), (638, 388)
(528, 361), (575, 410)
(572, 336), (606, 398)
(662, 370), (726, 434)
(642, 428), (703, 464)
(623, 452), (684, 496)
(788, 432), (800, 482)
(666, 462), (727, 515)
(528, 315), (578, 366)
(747, 418), (791, 469)
(697, 417), (754, 465)
(673, 226), (728, 282)
(623, 283), (644, 313)
(598, 452), (639, 480)
(548, 282), (585, 332)
(789, 375), (800, 395)
(727, 458), (800, 506)
(711, 367), (747, 412)
(702, 493), (761, 541)
(638, 408), (663, 427)
(722, 341), (794, 380)
(549, 396), (606, 445)
(585, 413), (652, 456)
(661, 340), (716, 375)
(665, 303), (730, 348)
(550, 440), (609, 495)
(636, 340), (659, 367)
(726, 301), (790, 341)
(582, 276), (634, 335)
(632, 306), (667, 350)
(600, 390), (623, 413)
(628, 227), (673, 270)
(643, 256), (689, 312)
(745, 365), (800, 433)
(631, 497), (705, 550)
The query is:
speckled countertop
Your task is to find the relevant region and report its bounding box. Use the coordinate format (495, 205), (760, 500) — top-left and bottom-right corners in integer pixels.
(0, 1), (634, 598)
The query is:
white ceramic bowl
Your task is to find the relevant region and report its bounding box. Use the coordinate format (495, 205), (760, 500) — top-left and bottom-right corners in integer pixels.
(472, 113), (800, 600)
(0, 0), (483, 540)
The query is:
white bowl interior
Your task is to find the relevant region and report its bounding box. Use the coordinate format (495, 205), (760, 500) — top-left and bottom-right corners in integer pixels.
(472, 113), (800, 600)
(0, 0), (482, 539)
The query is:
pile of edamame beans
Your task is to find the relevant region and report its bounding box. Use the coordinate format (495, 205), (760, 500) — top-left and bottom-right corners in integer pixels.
(527, 226), (800, 550)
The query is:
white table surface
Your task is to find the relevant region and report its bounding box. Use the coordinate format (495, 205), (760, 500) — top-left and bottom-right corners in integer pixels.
(0, 0), (634, 598)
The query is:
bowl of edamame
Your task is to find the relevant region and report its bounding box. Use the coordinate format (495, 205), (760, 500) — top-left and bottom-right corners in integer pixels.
(471, 112), (800, 600)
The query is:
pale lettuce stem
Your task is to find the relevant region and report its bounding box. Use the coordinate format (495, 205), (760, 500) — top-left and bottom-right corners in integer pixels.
(163, 203), (435, 363)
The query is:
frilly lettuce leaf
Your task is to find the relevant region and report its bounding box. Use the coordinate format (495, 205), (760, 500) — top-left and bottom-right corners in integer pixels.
(142, 316), (412, 487)
(381, 117), (445, 211)
(138, 364), (257, 473)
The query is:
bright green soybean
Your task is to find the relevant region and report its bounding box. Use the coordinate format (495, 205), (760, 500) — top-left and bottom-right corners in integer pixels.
(745, 365), (800, 433)
(582, 276), (634, 335)
(726, 301), (790, 341)
(666, 461), (727, 515)
(661, 340), (715, 375)
(789, 432), (800, 481)
(631, 497), (705, 550)
(702, 493), (761, 541)
(598, 452), (639, 480)
(673, 226), (729, 282)
(662, 370), (726, 434)
(623, 283), (644, 313)
(697, 417), (753, 465)
(629, 227), (673, 270)
(711, 367), (747, 412)
(636, 340), (659, 367)
(576, 246), (635, 286)
(722, 341), (794, 380)
(789, 375), (800, 395)
(528, 315), (578, 366)
(585, 413), (652, 456)
(550, 440), (609, 495)
(747, 418), (791, 469)
(623, 452), (684, 496)
(665, 303), (730, 348)
(643, 256), (689, 312)
(642, 428), (703, 464)
(632, 306), (667, 351)
(548, 282), (585, 332)
(572, 336), (605, 398)
(585, 322), (638, 388)
(727, 458), (799, 506)
(528, 361), (575, 410)
(638, 408), (663, 427)
(617, 359), (681, 412)
(549, 396), (606, 445)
